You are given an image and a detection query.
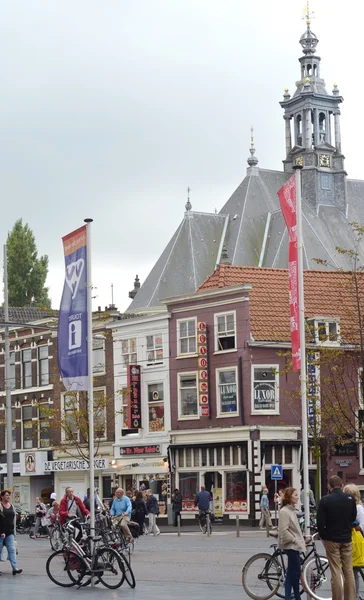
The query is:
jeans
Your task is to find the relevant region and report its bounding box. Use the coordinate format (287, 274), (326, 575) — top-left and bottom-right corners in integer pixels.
(324, 540), (356, 600)
(148, 513), (160, 535)
(0, 534), (18, 569)
(284, 549), (301, 600)
(173, 510), (181, 527)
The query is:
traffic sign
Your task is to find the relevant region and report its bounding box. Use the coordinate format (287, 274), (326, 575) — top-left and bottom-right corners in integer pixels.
(271, 465), (283, 480)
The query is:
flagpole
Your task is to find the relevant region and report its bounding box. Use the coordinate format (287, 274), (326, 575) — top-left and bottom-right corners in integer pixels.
(4, 243), (13, 491)
(84, 218), (95, 579)
(293, 164), (310, 536)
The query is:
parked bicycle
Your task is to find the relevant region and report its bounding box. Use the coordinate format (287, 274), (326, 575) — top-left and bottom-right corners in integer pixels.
(242, 532), (332, 600)
(16, 510), (34, 535)
(198, 510), (212, 535)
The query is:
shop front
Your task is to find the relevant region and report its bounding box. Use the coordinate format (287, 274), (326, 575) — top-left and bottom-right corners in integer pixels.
(3, 451), (53, 512)
(170, 442), (251, 519)
(48, 456), (111, 501)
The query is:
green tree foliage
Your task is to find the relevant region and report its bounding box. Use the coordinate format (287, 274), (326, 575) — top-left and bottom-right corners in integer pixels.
(7, 219), (51, 307)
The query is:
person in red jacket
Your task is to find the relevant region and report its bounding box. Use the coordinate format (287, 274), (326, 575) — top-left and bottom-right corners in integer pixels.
(59, 487), (90, 526)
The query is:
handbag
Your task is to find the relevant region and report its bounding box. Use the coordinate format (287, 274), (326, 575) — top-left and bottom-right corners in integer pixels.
(352, 528), (364, 567)
(0, 544), (8, 561)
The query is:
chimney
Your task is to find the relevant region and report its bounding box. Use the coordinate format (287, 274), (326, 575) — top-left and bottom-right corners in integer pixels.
(129, 275), (141, 300)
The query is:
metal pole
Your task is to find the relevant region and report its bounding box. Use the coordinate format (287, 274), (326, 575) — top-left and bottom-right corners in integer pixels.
(4, 244), (13, 490)
(293, 165), (310, 537)
(236, 515), (240, 538)
(177, 514), (181, 537)
(274, 480), (277, 526)
(84, 218), (95, 584)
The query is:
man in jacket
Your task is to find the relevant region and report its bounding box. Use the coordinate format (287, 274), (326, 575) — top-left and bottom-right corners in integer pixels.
(146, 489), (160, 536)
(59, 487), (90, 525)
(317, 475), (356, 600)
(172, 488), (183, 527)
(110, 488), (133, 542)
(194, 485), (211, 513)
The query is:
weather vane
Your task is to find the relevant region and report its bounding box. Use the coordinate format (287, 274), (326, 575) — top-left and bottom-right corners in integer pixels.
(303, 1), (314, 25)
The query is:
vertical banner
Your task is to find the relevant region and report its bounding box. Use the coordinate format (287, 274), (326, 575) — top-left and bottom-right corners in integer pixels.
(197, 322), (209, 417)
(278, 175), (301, 371)
(128, 365), (141, 428)
(58, 226), (88, 390)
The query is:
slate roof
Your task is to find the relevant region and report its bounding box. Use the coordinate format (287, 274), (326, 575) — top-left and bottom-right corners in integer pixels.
(198, 264), (364, 344)
(0, 306), (57, 325)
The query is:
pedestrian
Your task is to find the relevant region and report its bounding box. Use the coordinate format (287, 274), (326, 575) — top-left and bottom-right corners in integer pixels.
(31, 496), (48, 539)
(110, 488), (134, 542)
(278, 487), (306, 600)
(146, 489), (160, 535)
(274, 489), (284, 508)
(0, 490), (22, 575)
(300, 484), (316, 510)
(46, 501), (60, 526)
(132, 491), (148, 535)
(59, 487), (90, 541)
(172, 488), (183, 527)
(50, 492), (57, 507)
(343, 483), (364, 600)
(259, 486), (273, 530)
(317, 475), (356, 600)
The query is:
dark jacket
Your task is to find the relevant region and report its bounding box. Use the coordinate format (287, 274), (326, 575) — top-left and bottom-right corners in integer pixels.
(317, 487), (356, 543)
(194, 490), (211, 511)
(172, 491), (182, 512)
(146, 494), (159, 515)
(133, 498), (147, 517)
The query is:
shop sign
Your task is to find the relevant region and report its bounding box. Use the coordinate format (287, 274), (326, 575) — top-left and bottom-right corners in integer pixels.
(335, 459), (353, 467)
(182, 500), (198, 512)
(213, 488), (223, 517)
(127, 364), (142, 429)
(120, 445), (161, 456)
(221, 390), (237, 413)
(20, 451), (49, 476)
(224, 500), (248, 513)
(197, 322), (209, 417)
(44, 458), (109, 472)
(0, 463), (21, 475)
(253, 381), (276, 411)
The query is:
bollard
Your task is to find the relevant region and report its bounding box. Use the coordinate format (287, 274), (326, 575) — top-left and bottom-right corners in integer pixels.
(177, 514), (181, 537)
(207, 513), (211, 537)
(236, 515), (240, 537)
(266, 519), (270, 538)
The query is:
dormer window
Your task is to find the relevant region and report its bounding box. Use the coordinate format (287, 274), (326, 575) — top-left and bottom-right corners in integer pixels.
(307, 318), (340, 346)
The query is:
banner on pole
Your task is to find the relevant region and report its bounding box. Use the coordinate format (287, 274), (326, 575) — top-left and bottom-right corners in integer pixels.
(278, 175), (301, 371)
(127, 365), (142, 429)
(58, 225), (89, 390)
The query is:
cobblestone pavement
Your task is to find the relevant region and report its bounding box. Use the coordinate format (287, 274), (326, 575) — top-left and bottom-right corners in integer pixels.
(0, 529), (325, 599)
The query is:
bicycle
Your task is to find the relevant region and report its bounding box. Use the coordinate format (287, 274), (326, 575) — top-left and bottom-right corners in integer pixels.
(46, 520), (125, 589)
(198, 510), (212, 535)
(49, 519), (69, 551)
(242, 532), (332, 600)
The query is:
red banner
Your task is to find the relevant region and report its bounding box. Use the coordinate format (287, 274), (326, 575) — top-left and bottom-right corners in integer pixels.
(278, 175), (300, 371)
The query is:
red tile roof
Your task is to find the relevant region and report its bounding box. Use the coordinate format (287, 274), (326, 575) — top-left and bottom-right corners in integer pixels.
(198, 265), (364, 343)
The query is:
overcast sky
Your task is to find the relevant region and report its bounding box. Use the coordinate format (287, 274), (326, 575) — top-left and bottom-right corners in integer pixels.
(0, 0), (362, 312)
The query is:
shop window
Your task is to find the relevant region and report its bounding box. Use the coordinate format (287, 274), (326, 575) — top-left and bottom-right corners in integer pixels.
(93, 339), (105, 374)
(216, 447), (222, 466)
(94, 388), (107, 439)
(179, 472), (199, 509)
(177, 319), (197, 356)
(148, 383), (164, 432)
(275, 446), (283, 464)
(22, 348), (32, 389)
(201, 448), (207, 466)
(102, 476), (112, 501)
(146, 335), (163, 365)
(285, 447), (293, 463)
(241, 444), (248, 465)
(217, 367), (238, 415)
(22, 405), (33, 449)
(178, 450), (185, 468)
(215, 312), (236, 351)
(121, 338), (137, 367)
(186, 448), (192, 468)
(193, 448), (200, 467)
(178, 373), (198, 418)
(38, 405), (50, 448)
(8, 351), (15, 390)
(224, 447), (231, 466)
(265, 446), (273, 463)
(251, 365), (279, 414)
(209, 448), (215, 466)
(232, 446), (239, 465)
(225, 471), (248, 513)
(62, 392), (79, 441)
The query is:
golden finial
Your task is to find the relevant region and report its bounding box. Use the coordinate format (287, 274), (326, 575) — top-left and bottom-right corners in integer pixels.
(303, 1), (314, 26)
(284, 88), (289, 93)
(333, 82), (338, 88)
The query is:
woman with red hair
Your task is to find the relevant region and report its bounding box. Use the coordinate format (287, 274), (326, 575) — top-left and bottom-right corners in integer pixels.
(278, 487), (306, 600)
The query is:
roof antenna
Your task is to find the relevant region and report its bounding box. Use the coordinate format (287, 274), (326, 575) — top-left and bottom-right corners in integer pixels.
(111, 283), (114, 306)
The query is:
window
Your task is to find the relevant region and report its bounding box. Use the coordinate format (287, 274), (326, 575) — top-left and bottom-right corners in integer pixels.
(22, 348), (32, 388)
(22, 405), (33, 449)
(177, 319), (196, 355)
(121, 338), (137, 367)
(38, 345), (49, 386)
(217, 367), (238, 416)
(93, 339), (105, 374)
(317, 321), (339, 344)
(94, 388), (107, 439)
(252, 365), (279, 414)
(321, 174), (330, 190)
(179, 472), (199, 506)
(225, 471), (248, 513)
(215, 311), (236, 351)
(148, 383), (164, 432)
(12, 407), (16, 449)
(62, 393), (79, 441)
(38, 405), (50, 448)
(119, 388), (138, 435)
(146, 335), (163, 364)
(178, 373), (198, 418)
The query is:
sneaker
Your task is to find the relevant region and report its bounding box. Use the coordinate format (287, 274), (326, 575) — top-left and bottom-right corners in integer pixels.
(30, 536), (36, 540)
(156, 531), (160, 536)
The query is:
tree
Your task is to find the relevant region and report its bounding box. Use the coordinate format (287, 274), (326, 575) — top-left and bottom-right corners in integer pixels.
(7, 219), (51, 307)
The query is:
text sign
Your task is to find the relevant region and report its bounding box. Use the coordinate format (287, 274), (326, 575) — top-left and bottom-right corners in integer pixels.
(127, 364), (142, 429)
(119, 445), (161, 456)
(44, 458), (109, 472)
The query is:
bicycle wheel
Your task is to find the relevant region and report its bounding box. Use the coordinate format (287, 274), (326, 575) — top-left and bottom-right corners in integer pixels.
(50, 528), (63, 551)
(95, 547), (125, 589)
(199, 515), (207, 534)
(302, 556), (333, 600)
(354, 567), (364, 600)
(267, 552), (304, 599)
(46, 550), (85, 587)
(119, 552), (136, 588)
(242, 553), (280, 600)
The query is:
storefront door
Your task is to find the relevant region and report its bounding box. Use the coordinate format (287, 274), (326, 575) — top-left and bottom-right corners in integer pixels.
(204, 471), (222, 494)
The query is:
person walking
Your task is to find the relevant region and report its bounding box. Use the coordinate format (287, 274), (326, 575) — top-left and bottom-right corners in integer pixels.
(172, 488), (183, 527)
(146, 489), (160, 536)
(110, 488), (134, 542)
(132, 491), (148, 536)
(0, 490), (22, 575)
(317, 475), (357, 600)
(259, 486), (273, 530)
(343, 483), (364, 600)
(278, 487), (306, 600)
(31, 497), (48, 539)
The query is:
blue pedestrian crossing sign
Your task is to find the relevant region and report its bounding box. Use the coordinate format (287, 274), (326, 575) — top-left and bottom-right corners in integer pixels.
(271, 465), (283, 480)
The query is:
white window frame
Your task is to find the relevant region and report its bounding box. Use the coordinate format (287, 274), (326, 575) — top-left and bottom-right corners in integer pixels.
(93, 339), (106, 375)
(38, 403), (51, 448)
(177, 318), (197, 357)
(214, 310), (236, 352)
(93, 387), (107, 441)
(22, 405), (34, 449)
(216, 366), (239, 417)
(146, 334), (163, 366)
(21, 348), (32, 389)
(251, 364), (280, 415)
(121, 338), (137, 367)
(178, 371), (199, 420)
(307, 318), (340, 346)
(61, 392), (80, 442)
(38, 344), (49, 386)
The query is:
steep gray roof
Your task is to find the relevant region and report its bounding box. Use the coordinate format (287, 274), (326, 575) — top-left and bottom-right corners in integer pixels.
(0, 306), (57, 325)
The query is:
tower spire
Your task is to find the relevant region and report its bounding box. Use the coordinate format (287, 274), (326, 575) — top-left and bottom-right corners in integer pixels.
(185, 186), (192, 212)
(247, 127), (259, 167)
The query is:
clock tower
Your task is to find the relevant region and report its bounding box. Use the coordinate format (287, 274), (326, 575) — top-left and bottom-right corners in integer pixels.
(280, 8), (346, 212)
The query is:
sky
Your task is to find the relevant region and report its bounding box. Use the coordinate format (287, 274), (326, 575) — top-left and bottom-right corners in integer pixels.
(0, 0), (363, 312)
